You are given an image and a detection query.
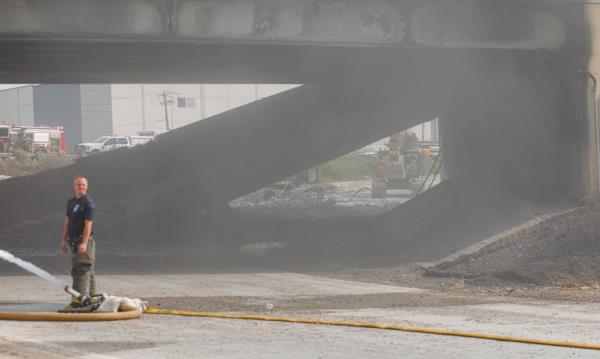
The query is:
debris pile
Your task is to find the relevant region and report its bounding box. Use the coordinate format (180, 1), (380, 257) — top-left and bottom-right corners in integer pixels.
(428, 207), (600, 287)
(230, 180), (410, 219)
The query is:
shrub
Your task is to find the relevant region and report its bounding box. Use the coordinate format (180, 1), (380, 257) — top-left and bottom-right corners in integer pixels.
(318, 155), (378, 182)
(0, 154), (73, 177)
(13, 149), (29, 163)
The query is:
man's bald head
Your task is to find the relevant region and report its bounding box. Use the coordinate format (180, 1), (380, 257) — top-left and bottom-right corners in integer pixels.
(73, 176), (88, 198)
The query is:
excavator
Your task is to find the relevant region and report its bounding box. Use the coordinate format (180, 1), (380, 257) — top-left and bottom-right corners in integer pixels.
(372, 132), (438, 198)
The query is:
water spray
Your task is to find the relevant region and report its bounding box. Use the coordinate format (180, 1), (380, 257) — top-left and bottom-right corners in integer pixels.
(0, 248), (96, 308)
(0, 249), (64, 289)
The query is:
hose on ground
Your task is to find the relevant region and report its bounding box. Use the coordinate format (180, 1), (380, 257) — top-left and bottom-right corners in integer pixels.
(146, 306), (600, 351)
(0, 309), (141, 321)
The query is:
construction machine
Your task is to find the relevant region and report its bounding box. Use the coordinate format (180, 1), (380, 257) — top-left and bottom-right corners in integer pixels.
(372, 133), (438, 198)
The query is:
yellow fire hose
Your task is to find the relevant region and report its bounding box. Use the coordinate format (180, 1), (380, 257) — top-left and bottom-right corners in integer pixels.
(2, 305), (599, 350)
(145, 306), (600, 351)
(0, 309), (141, 321)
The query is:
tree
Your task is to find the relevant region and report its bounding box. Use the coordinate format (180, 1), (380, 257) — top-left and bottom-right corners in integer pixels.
(399, 132), (418, 153)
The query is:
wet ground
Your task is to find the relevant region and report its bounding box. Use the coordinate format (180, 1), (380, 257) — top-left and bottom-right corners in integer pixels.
(2, 269), (600, 358)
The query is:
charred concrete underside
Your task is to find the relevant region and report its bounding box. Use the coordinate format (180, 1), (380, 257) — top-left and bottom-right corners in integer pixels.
(0, 0), (585, 84)
(0, 0), (596, 272)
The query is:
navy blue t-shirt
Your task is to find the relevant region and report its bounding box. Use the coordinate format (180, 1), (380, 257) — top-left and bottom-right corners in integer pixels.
(66, 194), (95, 237)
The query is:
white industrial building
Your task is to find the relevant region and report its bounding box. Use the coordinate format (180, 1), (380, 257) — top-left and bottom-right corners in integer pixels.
(0, 83), (440, 154)
(0, 84), (297, 151)
(110, 84), (298, 135)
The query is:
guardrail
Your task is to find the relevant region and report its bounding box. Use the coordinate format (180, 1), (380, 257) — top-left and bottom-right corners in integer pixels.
(0, 153), (80, 160)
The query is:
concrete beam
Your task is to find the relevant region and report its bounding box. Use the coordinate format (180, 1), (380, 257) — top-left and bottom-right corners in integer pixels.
(0, 0), (567, 49)
(0, 80), (439, 235)
(0, 0), (587, 83)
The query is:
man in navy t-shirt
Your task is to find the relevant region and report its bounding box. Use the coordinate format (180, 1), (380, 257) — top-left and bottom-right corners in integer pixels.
(60, 176), (97, 307)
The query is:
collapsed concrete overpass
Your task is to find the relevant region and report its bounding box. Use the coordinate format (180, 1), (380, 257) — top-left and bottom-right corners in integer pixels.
(1, 0), (600, 267)
(0, 0), (589, 83)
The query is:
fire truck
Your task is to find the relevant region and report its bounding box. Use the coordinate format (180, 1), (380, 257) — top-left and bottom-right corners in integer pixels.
(0, 125), (67, 155)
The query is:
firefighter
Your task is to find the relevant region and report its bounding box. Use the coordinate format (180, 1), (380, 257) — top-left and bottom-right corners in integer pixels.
(60, 176), (97, 308)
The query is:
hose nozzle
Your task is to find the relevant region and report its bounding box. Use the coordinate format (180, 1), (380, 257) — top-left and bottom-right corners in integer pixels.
(64, 286), (92, 306)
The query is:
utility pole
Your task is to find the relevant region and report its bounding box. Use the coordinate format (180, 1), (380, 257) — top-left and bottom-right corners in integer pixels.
(140, 84), (146, 131)
(158, 91), (175, 131)
(16, 88), (20, 125)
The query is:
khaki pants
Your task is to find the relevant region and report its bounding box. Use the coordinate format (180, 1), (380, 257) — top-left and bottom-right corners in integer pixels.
(70, 237), (96, 297)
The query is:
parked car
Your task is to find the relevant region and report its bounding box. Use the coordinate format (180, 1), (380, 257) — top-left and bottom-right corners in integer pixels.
(75, 135), (154, 156)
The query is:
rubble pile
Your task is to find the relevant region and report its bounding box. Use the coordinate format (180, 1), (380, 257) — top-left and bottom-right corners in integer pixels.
(428, 207), (600, 287)
(230, 181), (409, 219)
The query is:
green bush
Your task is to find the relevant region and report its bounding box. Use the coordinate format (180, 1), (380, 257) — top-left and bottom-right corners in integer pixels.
(0, 153), (73, 177)
(13, 149), (29, 163)
(318, 155), (378, 182)
(400, 132), (418, 152)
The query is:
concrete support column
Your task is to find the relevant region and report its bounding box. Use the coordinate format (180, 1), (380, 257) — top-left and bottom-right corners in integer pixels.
(578, 73), (600, 203)
(441, 97), (569, 201)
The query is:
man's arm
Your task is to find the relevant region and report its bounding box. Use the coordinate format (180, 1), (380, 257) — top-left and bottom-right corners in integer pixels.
(60, 216), (68, 253)
(79, 220), (93, 253)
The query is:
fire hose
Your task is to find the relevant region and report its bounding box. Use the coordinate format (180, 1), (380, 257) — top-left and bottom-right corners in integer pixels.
(144, 306), (600, 351)
(1, 286), (598, 350)
(0, 286), (142, 321)
(1, 303), (599, 350)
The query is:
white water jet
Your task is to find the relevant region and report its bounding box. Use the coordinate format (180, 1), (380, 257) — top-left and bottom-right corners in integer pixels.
(0, 249), (64, 289)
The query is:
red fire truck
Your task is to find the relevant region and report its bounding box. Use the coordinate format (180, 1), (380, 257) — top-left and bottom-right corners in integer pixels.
(0, 125), (13, 153)
(0, 125), (66, 155)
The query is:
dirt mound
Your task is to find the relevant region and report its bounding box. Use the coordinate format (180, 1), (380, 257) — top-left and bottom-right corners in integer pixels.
(427, 207), (600, 287)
